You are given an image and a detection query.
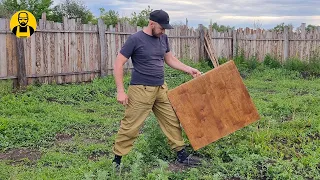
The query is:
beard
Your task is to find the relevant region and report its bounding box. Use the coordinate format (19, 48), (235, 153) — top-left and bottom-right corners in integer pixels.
(152, 28), (161, 38)
(20, 22), (27, 26)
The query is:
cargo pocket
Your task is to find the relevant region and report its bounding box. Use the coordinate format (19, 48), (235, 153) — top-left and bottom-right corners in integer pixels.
(128, 85), (156, 106)
(161, 82), (168, 92)
(159, 82), (170, 102)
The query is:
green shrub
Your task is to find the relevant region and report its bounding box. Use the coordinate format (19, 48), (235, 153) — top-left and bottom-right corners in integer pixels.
(308, 52), (320, 74)
(218, 57), (228, 65)
(263, 54), (282, 68)
(234, 49), (247, 68)
(247, 56), (262, 70)
(0, 80), (13, 97)
(283, 57), (308, 72)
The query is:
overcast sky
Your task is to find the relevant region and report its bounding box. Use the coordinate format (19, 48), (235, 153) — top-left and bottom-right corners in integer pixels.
(55, 0), (320, 29)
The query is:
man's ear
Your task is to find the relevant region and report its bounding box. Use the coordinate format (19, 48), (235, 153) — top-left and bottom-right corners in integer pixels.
(149, 20), (155, 28)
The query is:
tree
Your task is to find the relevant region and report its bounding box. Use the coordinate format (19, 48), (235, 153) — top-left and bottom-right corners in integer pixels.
(1, 0), (53, 20)
(96, 8), (119, 27)
(210, 21), (234, 32)
(272, 23), (293, 32)
(306, 24), (317, 32)
(0, 2), (10, 18)
(47, 0), (94, 24)
(129, 5), (153, 27)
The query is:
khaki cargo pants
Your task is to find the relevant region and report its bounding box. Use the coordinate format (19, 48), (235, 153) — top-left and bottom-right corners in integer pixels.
(112, 82), (185, 156)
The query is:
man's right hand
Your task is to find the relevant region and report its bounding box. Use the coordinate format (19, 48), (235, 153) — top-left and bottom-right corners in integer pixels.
(117, 91), (128, 105)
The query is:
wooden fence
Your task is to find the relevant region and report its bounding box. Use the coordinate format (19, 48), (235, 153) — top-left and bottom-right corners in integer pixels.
(235, 24), (320, 63)
(0, 14), (320, 87)
(0, 15), (203, 87)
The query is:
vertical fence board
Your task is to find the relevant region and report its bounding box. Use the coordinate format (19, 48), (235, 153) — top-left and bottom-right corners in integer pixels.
(0, 19), (7, 77)
(98, 19), (106, 77)
(7, 19), (14, 78)
(55, 23), (62, 83)
(94, 24), (100, 80)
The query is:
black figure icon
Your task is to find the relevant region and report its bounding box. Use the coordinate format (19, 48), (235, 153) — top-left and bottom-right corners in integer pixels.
(12, 12), (35, 38)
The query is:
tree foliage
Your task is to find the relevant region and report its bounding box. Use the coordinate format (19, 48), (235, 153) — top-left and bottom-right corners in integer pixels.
(129, 5), (153, 27)
(1, 0), (53, 20)
(306, 24), (317, 32)
(272, 22), (293, 32)
(47, 0), (94, 24)
(0, 2), (10, 18)
(272, 23), (318, 32)
(96, 8), (119, 27)
(210, 21), (234, 32)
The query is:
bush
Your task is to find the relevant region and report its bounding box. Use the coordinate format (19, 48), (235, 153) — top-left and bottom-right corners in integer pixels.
(234, 49), (247, 68)
(0, 80), (13, 97)
(283, 58), (308, 72)
(308, 52), (320, 74)
(218, 57), (228, 65)
(247, 56), (262, 70)
(263, 54), (282, 68)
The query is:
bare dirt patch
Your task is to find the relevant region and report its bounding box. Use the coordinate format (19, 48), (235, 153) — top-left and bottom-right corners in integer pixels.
(0, 148), (41, 164)
(88, 150), (109, 161)
(55, 133), (73, 143)
(168, 162), (189, 172)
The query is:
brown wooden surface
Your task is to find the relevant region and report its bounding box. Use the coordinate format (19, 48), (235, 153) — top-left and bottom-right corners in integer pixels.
(167, 60), (260, 150)
(17, 38), (27, 88)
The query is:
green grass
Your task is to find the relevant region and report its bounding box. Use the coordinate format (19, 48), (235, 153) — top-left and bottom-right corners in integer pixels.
(0, 58), (320, 179)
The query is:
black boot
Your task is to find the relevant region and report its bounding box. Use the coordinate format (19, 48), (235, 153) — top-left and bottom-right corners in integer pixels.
(176, 148), (202, 166)
(112, 155), (122, 167)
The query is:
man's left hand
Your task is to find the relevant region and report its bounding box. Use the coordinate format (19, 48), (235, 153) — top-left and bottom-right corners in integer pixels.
(187, 67), (202, 78)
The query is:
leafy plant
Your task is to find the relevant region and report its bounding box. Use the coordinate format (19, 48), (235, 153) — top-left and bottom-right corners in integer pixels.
(283, 57), (308, 72)
(1, 0), (53, 20)
(95, 8), (119, 27)
(129, 5), (153, 27)
(263, 54), (282, 68)
(48, 0), (94, 24)
(210, 21), (234, 32)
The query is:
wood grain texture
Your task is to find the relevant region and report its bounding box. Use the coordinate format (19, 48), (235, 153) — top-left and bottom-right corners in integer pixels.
(0, 19), (7, 77)
(17, 38), (27, 87)
(98, 19), (106, 77)
(167, 60), (260, 150)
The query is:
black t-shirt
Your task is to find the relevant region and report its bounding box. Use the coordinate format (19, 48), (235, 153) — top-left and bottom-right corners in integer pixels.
(120, 30), (170, 86)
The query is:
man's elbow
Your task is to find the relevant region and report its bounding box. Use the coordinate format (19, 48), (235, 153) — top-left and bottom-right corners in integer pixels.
(113, 54), (127, 74)
(165, 56), (176, 66)
(113, 60), (122, 75)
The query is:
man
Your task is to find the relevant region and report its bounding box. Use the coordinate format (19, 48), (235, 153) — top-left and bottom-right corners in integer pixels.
(112, 9), (202, 167)
(12, 12), (35, 38)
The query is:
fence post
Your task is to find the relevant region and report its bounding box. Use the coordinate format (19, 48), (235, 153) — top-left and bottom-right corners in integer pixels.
(98, 18), (107, 77)
(17, 38), (27, 88)
(41, 13), (46, 21)
(283, 26), (289, 62)
(300, 23), (306, 61)
(232, 30), (237, 59)
(198, 24), (205, 60)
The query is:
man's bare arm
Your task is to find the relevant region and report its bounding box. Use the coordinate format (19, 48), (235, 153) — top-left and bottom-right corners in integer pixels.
(164, 51), (201, 78)
(113, 52), (129, 105)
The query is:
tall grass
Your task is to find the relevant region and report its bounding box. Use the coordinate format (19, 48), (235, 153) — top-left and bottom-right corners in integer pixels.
(212, 49), (320, 78)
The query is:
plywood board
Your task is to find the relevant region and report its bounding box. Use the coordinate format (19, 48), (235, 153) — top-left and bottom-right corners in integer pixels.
(167, 60), (260, 150)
